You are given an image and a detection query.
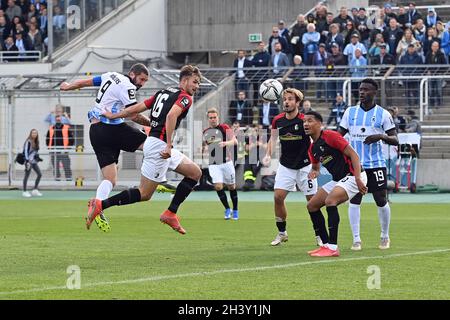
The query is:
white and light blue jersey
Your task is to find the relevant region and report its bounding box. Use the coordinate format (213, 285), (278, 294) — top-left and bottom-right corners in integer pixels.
(87, 72), (137, 125)
(339, 104), (396, 169)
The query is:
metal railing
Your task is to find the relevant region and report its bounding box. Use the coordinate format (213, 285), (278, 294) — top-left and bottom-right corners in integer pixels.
(0, 51), (42, 63)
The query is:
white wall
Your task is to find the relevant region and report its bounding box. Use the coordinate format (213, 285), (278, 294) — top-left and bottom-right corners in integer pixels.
(53, 0), (166, 74)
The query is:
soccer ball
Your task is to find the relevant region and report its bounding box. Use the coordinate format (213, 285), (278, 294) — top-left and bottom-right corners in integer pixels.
(259, 79), (283, 102)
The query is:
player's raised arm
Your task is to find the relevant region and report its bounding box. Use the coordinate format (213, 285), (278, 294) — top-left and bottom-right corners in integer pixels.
(60, 76), (101, 91)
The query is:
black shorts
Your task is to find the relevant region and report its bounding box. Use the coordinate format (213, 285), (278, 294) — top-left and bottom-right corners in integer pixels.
(89, 122), (147, 169)
(365, 167), (387, 193)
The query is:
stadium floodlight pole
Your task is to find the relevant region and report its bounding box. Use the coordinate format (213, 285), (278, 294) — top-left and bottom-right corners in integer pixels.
(48, 0), (54, 63)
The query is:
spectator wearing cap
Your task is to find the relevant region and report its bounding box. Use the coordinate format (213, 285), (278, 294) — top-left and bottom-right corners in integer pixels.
(425, 41), (447, 108)
(383, 17), (404, 58)
(406, 2), (422, 29)
(355, 8), (370, 48)
(301, 23), (320, 65)
(396, 28), (422, 59)
(312, 43), (331, 101)
(343, 19), (360, 47)
(290, 14), (307, 57)
(349, 48), (367, 99)
(369, 33), (390, 59)
(332, 6), (354, 33)
(399, 44), (423, 107)
(343, 32), (367, 63)
(277, 20), (292, 59)
(325, 42), (346, 98)
(383, 3), (397, 26)
(268, 26), (289, 56)
(425, 7), (441, 29)
(324, 23), (344, 52)
(372, 43), (395, 65)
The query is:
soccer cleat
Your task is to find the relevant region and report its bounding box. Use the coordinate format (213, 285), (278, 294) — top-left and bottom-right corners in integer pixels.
(94, 213), (111, 232)
(22, 191), (32, 198)
(315, 236), (323, 247)
(310, 246), (340, 257)
(379, 238), (390, 250)
(224, 208), (231, 220)
(307, 246), (325, 255)
(160, 210), (186, 234)
(31, 189), (43, 197)
(271, 232), (288, 246)
(86, 198), (103, 230)
(351, 241), (362, 251)
(232, 209), (239, 220)
(156, 182), (176, 194)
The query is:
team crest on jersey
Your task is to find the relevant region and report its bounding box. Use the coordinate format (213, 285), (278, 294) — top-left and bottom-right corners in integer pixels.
(180, 97), (190, 108)
(128, 89), (136, 100)
(295, 124), (299, 131)
(371, 116), (376, 123)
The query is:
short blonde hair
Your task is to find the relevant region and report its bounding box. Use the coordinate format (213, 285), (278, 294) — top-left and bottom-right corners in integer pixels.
(207, 108), (219, 116)
(282, 88), (304, 103)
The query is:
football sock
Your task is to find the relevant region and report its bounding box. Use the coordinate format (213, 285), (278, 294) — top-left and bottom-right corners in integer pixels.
(216, 189), (230, 209)
(326, 206), (340, 246)
(308, 210), (329, 244)
(102, 188), (141, 210)
(275, 216), (286, 233)
(378, 203), (391, 239)
(229, 189), (238, 210)
(96, 180), (113, 200)
(168, 177), (198, 213)
(349, 203), (361, 242)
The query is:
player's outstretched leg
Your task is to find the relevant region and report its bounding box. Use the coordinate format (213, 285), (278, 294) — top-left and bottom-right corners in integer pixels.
(161, 158), (201, 234)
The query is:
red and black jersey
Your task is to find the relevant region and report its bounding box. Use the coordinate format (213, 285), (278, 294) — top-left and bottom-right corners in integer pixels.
(308, 130), (355, 181)
(272, 112), (311, 170)
(144, 87), (193, 142)
(203, 123), (234, 165)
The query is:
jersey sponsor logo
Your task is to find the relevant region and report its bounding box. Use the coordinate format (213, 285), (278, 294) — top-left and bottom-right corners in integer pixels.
(320, 155), (333, 165)
(128, 89), (136, 100)
(180, 97), (190, 108)
(279, 133), (303, 141)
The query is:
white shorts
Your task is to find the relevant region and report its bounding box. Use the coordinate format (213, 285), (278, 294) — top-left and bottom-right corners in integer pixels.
(141, 137), (186, 182)
(274, 164), (318, 195)
(208, 161), (236, 185)
(321, 171), (368, 200)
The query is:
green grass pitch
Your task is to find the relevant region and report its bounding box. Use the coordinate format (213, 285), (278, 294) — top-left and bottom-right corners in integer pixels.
(0, 197), (449, 300)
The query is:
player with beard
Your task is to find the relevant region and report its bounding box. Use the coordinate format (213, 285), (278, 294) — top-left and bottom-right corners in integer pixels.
(263, 88), (319, 246)
(60, 64), (150, 232)
(85, 65), (202, 235)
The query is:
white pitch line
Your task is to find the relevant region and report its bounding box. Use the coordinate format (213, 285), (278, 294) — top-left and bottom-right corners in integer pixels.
(1, 248), (449, 297)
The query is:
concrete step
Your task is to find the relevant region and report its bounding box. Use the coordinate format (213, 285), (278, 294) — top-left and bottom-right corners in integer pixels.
(419, 153), (450, 159)
(421, 140), (450, 147)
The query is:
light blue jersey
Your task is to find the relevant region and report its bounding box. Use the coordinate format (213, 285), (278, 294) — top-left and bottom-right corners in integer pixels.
(340, 104), (396, 169)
